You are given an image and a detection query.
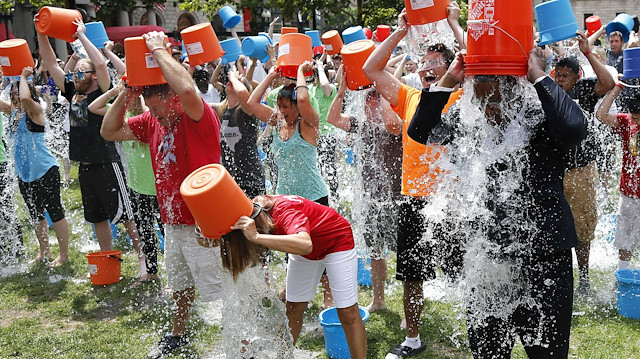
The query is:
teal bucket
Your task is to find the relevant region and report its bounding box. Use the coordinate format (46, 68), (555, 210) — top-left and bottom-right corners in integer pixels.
(535, 0), (580, 46)
(85, 21), (109, 49)
(615, 269), (640, 319)
(606, 13), (634, 43)
(319, 306), (369, 359)
(220, 38), (242, 64)
(357, 257), (372, 287)
(219, 6), (241, 29)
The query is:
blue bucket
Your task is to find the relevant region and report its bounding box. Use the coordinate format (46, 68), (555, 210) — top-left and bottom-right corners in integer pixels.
(606, 13), (634, 43)
(219, 6), (242, 29)
(342, 147), (355, 165)
(220, 38), (242, 64)
(615, 269), (640, 319)
(535, 0), (580, 46)
(241, 34), (272, 63)
(85, 21), (109, 49)
(622, 47), (640, 80)
(342, 26), (366, 45)
(357, 257), (372, 286)
(305, 30), (322, 47)
(319, 306), (370, 359)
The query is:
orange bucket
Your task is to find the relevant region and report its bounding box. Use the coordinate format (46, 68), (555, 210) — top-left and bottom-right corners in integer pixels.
(180, 164), (253, 239)
(586, 15), (602, 36)
(124, 36), (170, 87)
(0, 39), (35, 77)
(281, 27), (298, 35)
(180, 23), (224, 67)
(464, 0), (533, 76)
(277, 33), (313, 78)
(403, 0), (450, 25)
(35, 6), (82, 43)
(321, 30), (343, 55)
(86, 250), (123, 285)
(341, 39), (375, 90)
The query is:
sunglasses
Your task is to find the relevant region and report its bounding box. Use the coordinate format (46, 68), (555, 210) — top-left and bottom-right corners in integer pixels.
(64, 70), (96, 81)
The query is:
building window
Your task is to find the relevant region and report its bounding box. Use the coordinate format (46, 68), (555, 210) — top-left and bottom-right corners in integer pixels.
(177, 13), (197, 32)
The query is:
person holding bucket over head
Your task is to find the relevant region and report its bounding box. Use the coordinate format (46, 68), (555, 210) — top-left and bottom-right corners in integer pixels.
(101, 30), (224, 358)
(0, 67), (70, 267)
(222, 194), (367, 358)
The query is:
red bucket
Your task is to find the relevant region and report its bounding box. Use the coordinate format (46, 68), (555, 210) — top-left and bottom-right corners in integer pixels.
(464, 0), (533, 76)
(586, 15), (602, 36)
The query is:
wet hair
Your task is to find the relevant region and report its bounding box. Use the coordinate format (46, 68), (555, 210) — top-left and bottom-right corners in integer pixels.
(428, 43), (455, 68)
(10, 82), (39, 103)
(193, 69), (210, 83)
(141, 83), (172, 99)
(77, 58), (95, 71)
(629, 96), (640, 114)
(556, 57), (580, 75)
(277, 83), (297, 104)
(609, 31), (624, 41)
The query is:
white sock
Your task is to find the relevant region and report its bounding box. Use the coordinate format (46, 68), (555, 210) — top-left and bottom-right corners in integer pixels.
(620, 260), (630, 270)
(401, 335), (421, 349)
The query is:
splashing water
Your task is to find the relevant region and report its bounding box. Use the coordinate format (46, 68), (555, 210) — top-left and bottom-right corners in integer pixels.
(406, 19), (457, 60)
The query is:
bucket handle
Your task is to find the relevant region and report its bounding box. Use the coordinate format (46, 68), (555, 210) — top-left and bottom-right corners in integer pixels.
(619, 81), (640, 88)
(467, 20), (528, 58)
(107, 254), (124, 262)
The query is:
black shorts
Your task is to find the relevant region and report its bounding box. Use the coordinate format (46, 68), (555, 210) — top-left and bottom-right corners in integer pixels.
(79, 162), (133, 224)
(18, 166), (65, 223)
(396, 197), (436, 282)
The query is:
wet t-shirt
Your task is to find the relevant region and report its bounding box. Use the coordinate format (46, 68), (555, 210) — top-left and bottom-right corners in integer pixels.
(63, 81), (119, 163)
(614, 114), (640, 198)
(565, 78), (600, 169)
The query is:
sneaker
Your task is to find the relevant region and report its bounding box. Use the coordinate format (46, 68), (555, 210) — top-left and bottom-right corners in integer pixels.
(147, 334), (188, 358)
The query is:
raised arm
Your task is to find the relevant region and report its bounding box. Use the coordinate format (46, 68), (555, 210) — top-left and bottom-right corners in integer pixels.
(210, 61), (224, 93)
(588, 26), (606, 47)
(447, 1), (466, 50)
(143, 31), (204, 121)
(326, 75), (351, 131)
(380, 95), (403, 135)
(247, 68), (278, 123)
(595, 83), (622, 128)
(228, 70), (253, 115)
(102, 41), (126, 78)
(577, 31), (614, 96)
(268, 17), (280, 42)
(19, 67), (45, 126)
(101, 86), (139, 141)
(315, 59), (335, 97)
(296, 62), (320, 130)
(394, 54), (408, 80)
(73, 19), (110, 93)
(88, 80), (124, 116)
(34, 14), (67, 91)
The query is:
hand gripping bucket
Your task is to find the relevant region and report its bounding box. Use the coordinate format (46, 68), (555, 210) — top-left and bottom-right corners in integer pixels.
(305, 30), (322, 47)
(585, 15), (602, 36)
(535, 0), (580, 46)
(615, 269), (640, 319)
(85, 21), (109, 49)
(465, 0), (533, 76)
(35, 6), (82, 43)
(220, 38), (242, 64)
(281, 27), (298, 35)
(276, 33), (313, 78)
(403, 0), (450, 25)
(242, 34), (273, 63)
(622, 48), (640, 80)
(319, 306), (369, 359)
(86, 250), (123, 285)
(180, 164), (254, 240)
(341, 39), (375, 91)
(218, 6), (242, 29)
(342, 26), (367, 45)
(124, 36), (170, 87)
(606, 14), (635, 43)
(181, 23), (224, 67)
(322, 30), (343, 55)
(0, 39), (35, 77)
(374, 25), (391, 42)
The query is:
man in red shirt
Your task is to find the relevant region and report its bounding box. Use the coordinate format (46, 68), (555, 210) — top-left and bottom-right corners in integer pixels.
(101, 31), (223, 358)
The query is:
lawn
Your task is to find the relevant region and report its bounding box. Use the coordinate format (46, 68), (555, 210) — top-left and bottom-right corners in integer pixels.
(0, 164), (639, 359)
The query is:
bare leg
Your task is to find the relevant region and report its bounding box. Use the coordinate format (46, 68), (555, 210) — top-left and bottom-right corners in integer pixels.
(123, 220), (147, 277)
(367, 258), (387, 312)
(404, 280), (423, 338)
(321, 274), (334, 309)
(34, 219), (50, 262)
(172, 287), (195, 336)
(94, 220), (113, 251)
(49, 217), (69, 267)
(337, 304), (367, 359)
(286, 301), (308, 344)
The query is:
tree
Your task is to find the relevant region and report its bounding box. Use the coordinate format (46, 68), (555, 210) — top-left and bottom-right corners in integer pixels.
(179, 0), (270, 34)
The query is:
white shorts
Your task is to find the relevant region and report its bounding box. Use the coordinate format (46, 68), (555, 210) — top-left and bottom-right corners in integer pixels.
(614, 194), (640, 251)
(164, 224), (224, 301)
(286, 248), (358, 308)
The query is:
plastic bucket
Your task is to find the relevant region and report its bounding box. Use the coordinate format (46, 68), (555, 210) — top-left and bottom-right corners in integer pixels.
(633, 15), (640, 33)
(615, 269), (640, 319)
(242, 34), (273, 63)
(465, 0), (533, 76)
(305, 30), (322, 47)
(322, 30), (343, 55)
(0, 39), (35, 77)
(585, 15), (602, 36)
(319, 306), (370, 359)
(35, 6), (82, 43)
(622, 47), (640, 80)
(180, 164), (253, 239)
(341, 39), (375, 90)
(85, 21), (109, 49)
(86, 250), (123, 285)
(124, 36), (170, 87)
(535, 0), (580, 46)
(342, 26), (366, 45)
(181, 23), (224, 67)
(276, 33), (313, 78)
(281, 27), (298, 35)
(357, 257), (372, 286)
(363, 27), (373, 40)
(219, 6), (241, 29)
(606, 14), (635, 43)
(220, 38), (242, 64)
(374, 25), (391, 42)
(403, 0), (449, 25)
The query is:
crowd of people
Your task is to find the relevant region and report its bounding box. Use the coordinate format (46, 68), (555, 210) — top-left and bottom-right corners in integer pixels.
(0, 3), (639, 359)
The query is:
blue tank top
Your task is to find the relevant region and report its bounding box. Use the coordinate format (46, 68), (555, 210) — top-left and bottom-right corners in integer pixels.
(273, 120), (328, 201)
(9, 111), (58, 182)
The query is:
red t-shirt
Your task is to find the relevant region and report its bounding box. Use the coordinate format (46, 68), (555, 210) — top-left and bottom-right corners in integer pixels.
(270, 195), (354, 260)
(128, 99), (221, 224)
(614, 113), (640, 198)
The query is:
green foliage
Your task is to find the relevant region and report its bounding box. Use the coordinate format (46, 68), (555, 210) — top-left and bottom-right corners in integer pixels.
(0, 0), (60, 14)
(92, 0), (136, 21)
(361, 0), (404, 28)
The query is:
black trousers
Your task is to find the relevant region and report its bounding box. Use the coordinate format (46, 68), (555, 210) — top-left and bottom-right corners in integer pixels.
(129, 190), (163, 275)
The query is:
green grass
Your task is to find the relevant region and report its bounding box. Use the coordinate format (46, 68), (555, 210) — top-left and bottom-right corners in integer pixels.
(1, 163), (640, 358)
